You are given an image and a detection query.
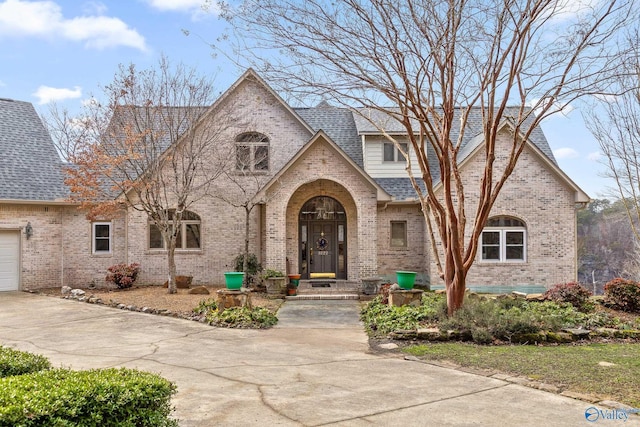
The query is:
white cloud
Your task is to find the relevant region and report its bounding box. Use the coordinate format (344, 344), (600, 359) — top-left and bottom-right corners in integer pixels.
(548, 0), (601, 22)
(553, 147), (580, 159)
(0, 0), (147, 50)
(0, 79), (5, 87)
(528, 97), (574, 119)
(587, 151), (601, 161)
(33, 85), (82, 104)
(145, 0), (217, 19)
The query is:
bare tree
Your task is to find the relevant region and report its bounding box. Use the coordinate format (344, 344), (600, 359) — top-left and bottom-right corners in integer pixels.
(222, 0), (635, 314)
(214, 137), (282, 284)
(50, 57), (235, 293)
(585, 29), (640, 242)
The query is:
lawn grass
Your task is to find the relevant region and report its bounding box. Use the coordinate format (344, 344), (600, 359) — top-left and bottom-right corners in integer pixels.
(404, 342), (640, 408)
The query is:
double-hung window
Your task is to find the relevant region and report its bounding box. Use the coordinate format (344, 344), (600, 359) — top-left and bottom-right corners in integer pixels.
(480, 216), (526, 262)
(383, 142), (408, 162)
(92, 222), (112, 254)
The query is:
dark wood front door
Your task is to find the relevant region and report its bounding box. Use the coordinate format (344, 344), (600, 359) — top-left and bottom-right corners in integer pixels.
(299, 196), (347, 280)
(310, 222), (335, 275)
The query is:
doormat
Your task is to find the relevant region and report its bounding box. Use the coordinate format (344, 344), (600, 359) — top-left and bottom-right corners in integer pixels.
(311, 282), (332, 287)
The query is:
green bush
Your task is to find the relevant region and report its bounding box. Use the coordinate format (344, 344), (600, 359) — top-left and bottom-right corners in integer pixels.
(604, 278), (640, 313)
(0, 346), (51, 378)
(233, 253), (262, 275)
(0, 367), (177, 427)
(360, 294), (445, 336)
(193, 298), (217, 314)
(543, 282), (593, 312)
(206, 306), (278, 328)
(361, 293), (630, 344)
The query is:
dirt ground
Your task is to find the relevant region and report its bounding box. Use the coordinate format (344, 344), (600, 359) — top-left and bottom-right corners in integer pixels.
(34, 285), (284, 315)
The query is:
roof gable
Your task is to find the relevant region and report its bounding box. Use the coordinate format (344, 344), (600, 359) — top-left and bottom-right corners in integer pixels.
(256, 130), (391, 201)
(0, 98), (68, 202)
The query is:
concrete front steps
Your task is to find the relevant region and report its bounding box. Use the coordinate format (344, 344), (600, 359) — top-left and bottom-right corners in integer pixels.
(285, 280), (362, 301)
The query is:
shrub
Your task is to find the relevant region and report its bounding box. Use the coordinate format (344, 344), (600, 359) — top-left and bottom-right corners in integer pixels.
(233, 253), (262, 275)
(263, 269), (284, 279)
(0, 346), (51, 378)
(360, 294), (445, 336)
(193, 298), (217, 315)
(206, 306), (278, 328)
(105, 262), (140, 289)
(543, 282), (593, 312)
(604, 278), (640, 313)
(0, 367), (177, 426)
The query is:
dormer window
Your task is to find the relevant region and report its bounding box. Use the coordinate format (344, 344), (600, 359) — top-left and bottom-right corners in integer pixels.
(236, 132), (269, 172)
(383, 142), (408, 162)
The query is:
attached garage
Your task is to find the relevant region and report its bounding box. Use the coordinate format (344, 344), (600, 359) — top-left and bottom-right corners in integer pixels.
(0, 231), (20, 291)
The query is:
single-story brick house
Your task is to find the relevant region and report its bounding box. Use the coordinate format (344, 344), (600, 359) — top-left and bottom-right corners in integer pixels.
(0, 70), (589, 292)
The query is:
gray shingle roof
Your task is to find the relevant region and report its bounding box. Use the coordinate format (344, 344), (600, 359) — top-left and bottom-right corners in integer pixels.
(0, 98), (67, 201)
(294, 105), (364, 168)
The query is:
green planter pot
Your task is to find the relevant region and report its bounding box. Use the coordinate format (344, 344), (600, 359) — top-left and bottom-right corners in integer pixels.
(288, 274), (301, 287)
(224, 272), (245, 290)
(396, 271), (417, 290)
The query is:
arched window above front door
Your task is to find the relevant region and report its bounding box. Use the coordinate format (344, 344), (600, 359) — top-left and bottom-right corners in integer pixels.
(299, 197), (346, 221)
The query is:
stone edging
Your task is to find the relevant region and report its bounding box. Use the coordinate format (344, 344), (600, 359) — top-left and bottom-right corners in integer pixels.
(60, 287), (209, 323)
(389, 327), (640, 343)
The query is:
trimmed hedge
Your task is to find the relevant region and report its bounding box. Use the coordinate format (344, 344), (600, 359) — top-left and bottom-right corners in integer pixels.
(0, 346), (51, 378)
(0, 367), (178, 427)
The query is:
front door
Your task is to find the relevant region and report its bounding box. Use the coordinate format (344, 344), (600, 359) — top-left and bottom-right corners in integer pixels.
(310, 222), (335, 275)
(299, 196), (347, 279)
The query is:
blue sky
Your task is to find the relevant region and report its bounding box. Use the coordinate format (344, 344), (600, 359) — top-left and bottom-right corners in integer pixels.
(0, 0), (611, 198)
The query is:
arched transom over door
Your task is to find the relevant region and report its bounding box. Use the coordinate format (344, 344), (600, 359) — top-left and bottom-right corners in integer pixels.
(299, 196), (347, 280)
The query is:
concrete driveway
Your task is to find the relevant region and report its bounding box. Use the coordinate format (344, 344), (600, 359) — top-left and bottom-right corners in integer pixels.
(0, 292), (636, 426)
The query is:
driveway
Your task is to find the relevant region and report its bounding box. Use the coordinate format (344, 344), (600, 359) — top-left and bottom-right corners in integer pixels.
(0, 293), (636, 426)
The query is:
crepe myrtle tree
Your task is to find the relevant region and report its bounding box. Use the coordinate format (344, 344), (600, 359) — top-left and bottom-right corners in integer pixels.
(220, 0), (636, 314)
(49, 56), (236, 294)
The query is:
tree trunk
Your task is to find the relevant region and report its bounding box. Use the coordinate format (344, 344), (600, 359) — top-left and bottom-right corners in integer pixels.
(243, 206), (251, 286)
(167, 239), (177, 294)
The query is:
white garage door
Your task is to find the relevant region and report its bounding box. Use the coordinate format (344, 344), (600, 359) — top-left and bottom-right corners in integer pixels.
(0, 231), (20, 291)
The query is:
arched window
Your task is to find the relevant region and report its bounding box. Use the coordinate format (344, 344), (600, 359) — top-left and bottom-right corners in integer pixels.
(149, 209), (201, 250)
(480, 216), (526, 262)
(235, 132), (269, 172)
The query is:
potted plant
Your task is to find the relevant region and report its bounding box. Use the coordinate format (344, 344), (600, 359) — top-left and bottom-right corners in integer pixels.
(288, 273), (301, 287)
(264, 269), (286, 295)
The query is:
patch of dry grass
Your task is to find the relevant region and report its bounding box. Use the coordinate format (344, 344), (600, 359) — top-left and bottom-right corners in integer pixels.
(35, 285), (283, 315)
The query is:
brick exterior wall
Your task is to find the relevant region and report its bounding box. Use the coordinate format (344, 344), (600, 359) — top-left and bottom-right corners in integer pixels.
(0, 204), (64, 289)
(428, 131), (578, 289)
(376, 203), (429, 281)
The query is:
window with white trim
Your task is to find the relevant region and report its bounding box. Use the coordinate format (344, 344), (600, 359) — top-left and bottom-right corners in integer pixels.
(92, 222), (112, 254)
(480, 216), (526, 262)
(390, 221), (407, 248)
(149, 210), (201, 250)
(235, 132), (269, 172)
(383, 142), (408, 162)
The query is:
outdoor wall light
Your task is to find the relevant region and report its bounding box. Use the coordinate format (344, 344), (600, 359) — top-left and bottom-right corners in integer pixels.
(25, 222), (33, 240)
